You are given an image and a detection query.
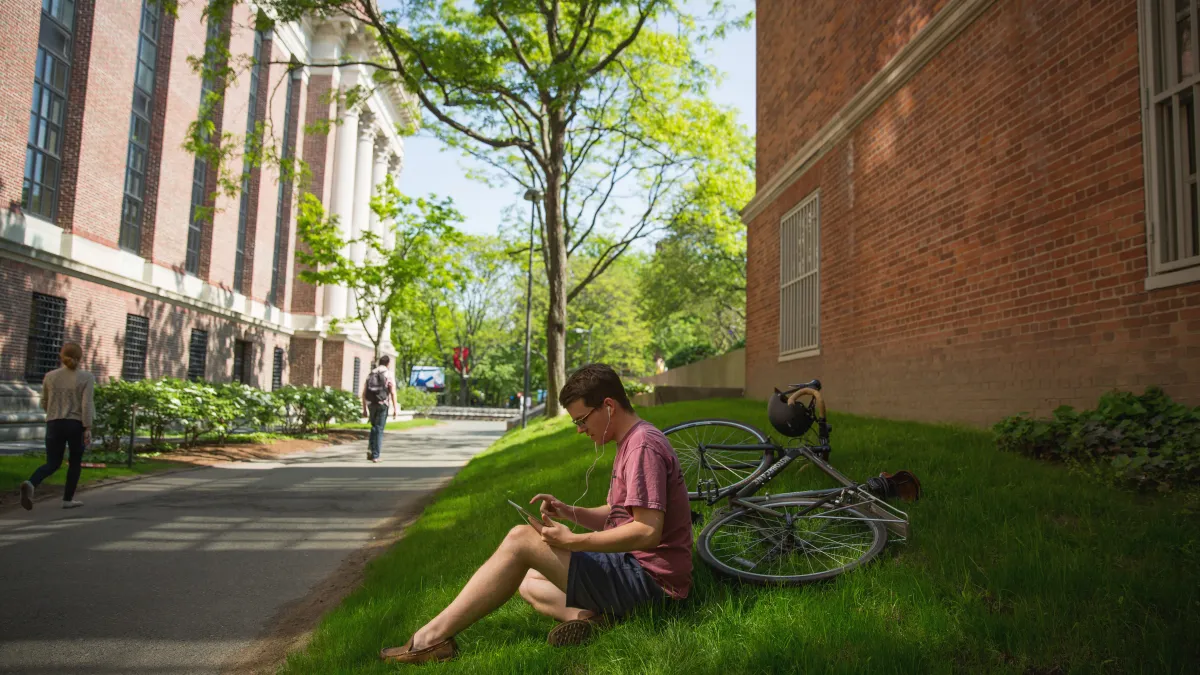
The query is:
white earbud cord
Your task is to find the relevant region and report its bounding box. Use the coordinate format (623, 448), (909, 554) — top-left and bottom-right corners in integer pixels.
(571, 409), (611, 511)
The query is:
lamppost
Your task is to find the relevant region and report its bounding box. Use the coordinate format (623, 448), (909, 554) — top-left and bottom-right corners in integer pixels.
(521, 188), (542, 428)
(573, 327), (592, 365)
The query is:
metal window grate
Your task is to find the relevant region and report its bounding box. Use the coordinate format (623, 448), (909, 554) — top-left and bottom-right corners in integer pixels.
(22, 1), (77, 221)
(1143, 0), (1200, 274)
(118, 0), (163, 254)
(122, 314), (149, 381)
(352, 357), (362, 395)
(26, 293), (66, 383)
(272, 347), (284, 390)
(187, 329), (208, 381)
(779, 192), (820, 356)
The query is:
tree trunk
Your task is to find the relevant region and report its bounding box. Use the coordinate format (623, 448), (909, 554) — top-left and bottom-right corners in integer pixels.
(542, 113), (568, 417)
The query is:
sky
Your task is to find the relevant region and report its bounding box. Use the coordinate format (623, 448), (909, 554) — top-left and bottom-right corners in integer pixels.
(390, 1), (756, 237)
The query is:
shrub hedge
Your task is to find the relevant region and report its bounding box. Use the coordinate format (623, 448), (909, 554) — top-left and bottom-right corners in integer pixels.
(993, 386), (1200, 490)
(93, 378), (363, 449)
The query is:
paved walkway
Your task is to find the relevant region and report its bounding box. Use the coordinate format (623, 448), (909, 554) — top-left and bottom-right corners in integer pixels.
(0, 421), (504, 674)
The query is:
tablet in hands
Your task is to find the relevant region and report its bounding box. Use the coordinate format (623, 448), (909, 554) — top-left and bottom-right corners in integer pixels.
(507, 499), (545, 532)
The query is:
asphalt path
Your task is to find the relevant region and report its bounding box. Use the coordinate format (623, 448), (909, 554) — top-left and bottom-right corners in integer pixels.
(0, 420), (505, 674)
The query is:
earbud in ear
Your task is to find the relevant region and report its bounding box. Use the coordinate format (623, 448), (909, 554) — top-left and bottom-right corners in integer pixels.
(607, 405), (613, 418)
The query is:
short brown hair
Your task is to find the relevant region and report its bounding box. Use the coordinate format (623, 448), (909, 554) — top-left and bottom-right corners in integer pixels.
(558, 363), (633, 412)
(60, 342), (83, 370)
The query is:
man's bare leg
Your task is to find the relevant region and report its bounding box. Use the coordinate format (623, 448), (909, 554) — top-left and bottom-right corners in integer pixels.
(518, 570), (595, 623)
(409, 526), (571, 650)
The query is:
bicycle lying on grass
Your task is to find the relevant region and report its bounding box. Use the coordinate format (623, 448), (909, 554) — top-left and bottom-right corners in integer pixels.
(662, 380), (920, 585)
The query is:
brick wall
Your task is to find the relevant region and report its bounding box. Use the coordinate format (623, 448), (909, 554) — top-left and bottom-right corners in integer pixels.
(756, 0), (950, 187)
(321, 339), (344, 389)
(0, 258), (297, 385)
(0, 1), (39, 210)
(747, 0), (1200, 427)
(69, 0), (142, 249)
(291, 72), (334, 315)
(54, 0), (95, 232)
(206, 5), (259, 292)
(289, 336), (319, 387)
(151, 0), (210, 270)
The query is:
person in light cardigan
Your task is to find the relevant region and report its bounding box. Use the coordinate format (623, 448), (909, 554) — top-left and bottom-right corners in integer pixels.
(20, 342), (95, 510)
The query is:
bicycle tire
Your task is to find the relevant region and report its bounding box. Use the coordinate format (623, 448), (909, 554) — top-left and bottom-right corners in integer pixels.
(697, 497), (887, 585)
(662, 419), (774, 501)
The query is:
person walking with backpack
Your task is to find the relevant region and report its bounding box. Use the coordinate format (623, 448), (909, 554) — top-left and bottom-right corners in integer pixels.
(20, 342), (95, 510)
(362, 355), (397, 463)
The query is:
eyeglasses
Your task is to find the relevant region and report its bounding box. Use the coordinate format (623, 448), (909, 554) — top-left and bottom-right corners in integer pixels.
(571, 408), (597, 428)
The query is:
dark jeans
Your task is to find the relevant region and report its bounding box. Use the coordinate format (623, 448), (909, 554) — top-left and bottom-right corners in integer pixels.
(29, 419), (85, 501)
(368, 403), (388, 459)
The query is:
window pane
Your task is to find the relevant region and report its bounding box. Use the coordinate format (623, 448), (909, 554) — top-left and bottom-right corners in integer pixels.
(1160, 100), (1180, 263)
(136, 62), (154, 93)
(51, 59), (67, 90)
(141, 40), (156, 69)
(1187, 88), (1197, 176)
(45, 125), (59, 155)
(1180, 18), (1193, 80)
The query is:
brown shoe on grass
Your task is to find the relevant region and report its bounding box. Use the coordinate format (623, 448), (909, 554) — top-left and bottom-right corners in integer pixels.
(379, 636), (458, 664)
(547, 616), (610, 647)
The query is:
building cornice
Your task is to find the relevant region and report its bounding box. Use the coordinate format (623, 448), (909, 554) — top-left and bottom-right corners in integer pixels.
(741, 0), (999, 224)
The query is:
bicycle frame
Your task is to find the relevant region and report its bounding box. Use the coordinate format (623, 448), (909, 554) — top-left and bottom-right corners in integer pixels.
(698, 442), (910, 540)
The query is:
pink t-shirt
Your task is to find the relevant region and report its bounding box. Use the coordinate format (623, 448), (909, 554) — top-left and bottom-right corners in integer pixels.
(603, 420), (693, 599)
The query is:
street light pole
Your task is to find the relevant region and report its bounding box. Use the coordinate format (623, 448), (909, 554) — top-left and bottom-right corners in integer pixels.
(521, 188), (542, 428)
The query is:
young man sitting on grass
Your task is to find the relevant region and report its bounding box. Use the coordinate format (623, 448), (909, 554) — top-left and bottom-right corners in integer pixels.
(380, 363), (693, 664)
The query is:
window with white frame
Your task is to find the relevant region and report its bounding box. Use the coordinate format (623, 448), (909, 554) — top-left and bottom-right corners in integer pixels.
(1141, 0), (1200, 281)
(779, 191), (820, 358)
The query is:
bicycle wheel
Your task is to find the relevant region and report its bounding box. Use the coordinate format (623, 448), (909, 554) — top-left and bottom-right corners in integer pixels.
(662, 419), (774, 501)
(697, 497), (886, 585)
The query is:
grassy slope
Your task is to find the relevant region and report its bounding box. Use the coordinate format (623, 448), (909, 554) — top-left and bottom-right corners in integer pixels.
(280, 399), (1200, 674)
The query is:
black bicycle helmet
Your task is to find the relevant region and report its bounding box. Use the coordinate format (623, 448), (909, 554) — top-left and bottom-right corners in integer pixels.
(767, 388), (814, 438)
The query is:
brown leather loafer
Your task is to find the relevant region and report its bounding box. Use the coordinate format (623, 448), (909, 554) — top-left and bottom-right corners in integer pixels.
(547, 616), (609, 647)
(379, 636), (458, 664)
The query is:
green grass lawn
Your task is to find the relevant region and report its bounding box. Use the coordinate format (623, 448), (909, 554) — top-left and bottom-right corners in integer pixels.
(330, 418), (441, 432)
(0, 455), (180, 495)
(280, 399), (1200, 674)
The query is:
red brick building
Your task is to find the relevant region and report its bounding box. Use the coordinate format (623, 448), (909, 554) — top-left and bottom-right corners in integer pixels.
(0, 1), (409, 439)
(745, 0), (1200, 426)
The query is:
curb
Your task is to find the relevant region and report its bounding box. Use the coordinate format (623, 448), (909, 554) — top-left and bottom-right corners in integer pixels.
(0, 463), (205, 515)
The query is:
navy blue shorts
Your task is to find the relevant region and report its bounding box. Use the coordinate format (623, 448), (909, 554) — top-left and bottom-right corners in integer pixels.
(566, 552), (666, 619)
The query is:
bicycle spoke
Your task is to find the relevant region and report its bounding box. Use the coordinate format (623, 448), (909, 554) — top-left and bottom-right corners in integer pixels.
(702, 500), (884, 581)
(664, 421), (770, 498)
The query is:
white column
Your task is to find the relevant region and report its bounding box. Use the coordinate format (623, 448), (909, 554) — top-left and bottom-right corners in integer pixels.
(347, 112), (376, 323)
(369, 137), (390, 259)
(384, 151), (403, 251)
(324, 101), (359, 321)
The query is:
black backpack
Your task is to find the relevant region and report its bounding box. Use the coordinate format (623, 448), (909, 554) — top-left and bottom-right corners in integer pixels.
(365, 369), (389, 404)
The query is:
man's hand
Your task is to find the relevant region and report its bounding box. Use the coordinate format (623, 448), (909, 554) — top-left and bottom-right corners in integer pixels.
(362, 407), (369, 419)
(83, 429), (91, 447)
(532, 493), (567, 520)
(539, 516), (580, 551)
